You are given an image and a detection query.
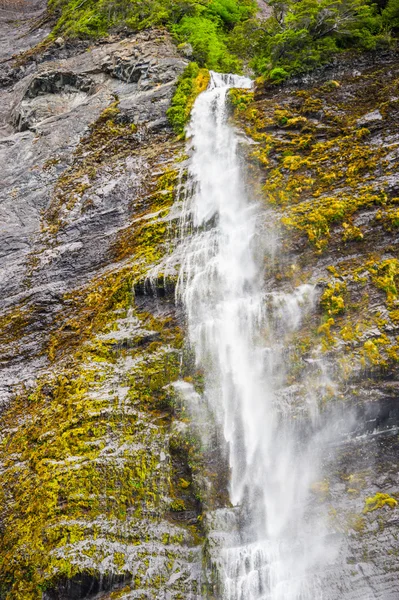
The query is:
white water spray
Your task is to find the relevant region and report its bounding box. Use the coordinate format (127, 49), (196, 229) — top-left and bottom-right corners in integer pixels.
(177, 72), (336, 600)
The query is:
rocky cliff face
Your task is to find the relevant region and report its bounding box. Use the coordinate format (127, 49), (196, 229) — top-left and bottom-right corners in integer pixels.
(0, 6), (207, 598)
(230, 52), (399, 599)
(1, 2), (399, 599)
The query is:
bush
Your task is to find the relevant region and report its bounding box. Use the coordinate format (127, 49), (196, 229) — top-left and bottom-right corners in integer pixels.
(269, 66), (289, 82)
(245, 0), (390, 78)
(49, 0), (398, 81)
(382, 0), (399, 28)
(167, 62), (210, 134)
(174, 15), (241, 70)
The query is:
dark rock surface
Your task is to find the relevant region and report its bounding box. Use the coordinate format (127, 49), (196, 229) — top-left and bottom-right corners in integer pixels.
(231, 51), (399, 600)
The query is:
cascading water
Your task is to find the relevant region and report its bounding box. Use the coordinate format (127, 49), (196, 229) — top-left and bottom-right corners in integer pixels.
(175, 72), (338, 599)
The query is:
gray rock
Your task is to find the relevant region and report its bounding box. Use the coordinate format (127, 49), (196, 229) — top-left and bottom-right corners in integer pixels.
(0, 30), (186, 402)
(356, 109), (383, 127)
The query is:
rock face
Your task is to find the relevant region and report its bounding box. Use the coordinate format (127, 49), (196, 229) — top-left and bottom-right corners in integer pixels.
(0, 28), (187, 402)
(230, 51), (399, 600)
(1, 4), (399, 598)
(0, 15), (206, 600)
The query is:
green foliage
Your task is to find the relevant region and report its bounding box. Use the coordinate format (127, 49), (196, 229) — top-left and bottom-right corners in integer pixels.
(49, 0), (398, 80)
(269, 67), (289, 82)
(167, 63), (210, 135)
(236, 0), (394, 79)
(173, 16), (241, 70)
(382, 0), (399, 28)
(49, 0), (255, 70)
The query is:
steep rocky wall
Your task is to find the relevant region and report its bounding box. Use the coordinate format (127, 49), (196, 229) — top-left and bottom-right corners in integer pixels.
(230, 51), (399, 599)
(0, 0), (48, 64)
(0, 19), (208, 600)
(2, 3), (399, 597)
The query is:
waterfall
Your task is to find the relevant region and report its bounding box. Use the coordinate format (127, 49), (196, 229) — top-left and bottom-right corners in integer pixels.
(176, 72), (336, 599)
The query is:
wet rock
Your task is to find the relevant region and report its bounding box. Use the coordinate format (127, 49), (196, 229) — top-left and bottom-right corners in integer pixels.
(12, 70), (96, 131)
(0, 29), (187, 400)
(356, 108), (383, 127)
(0, 18), (208, 597)
(230, 49), (399, 600)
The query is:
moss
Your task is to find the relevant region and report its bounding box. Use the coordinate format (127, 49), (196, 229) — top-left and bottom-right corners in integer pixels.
(233, 66), (399, 250)
(0, 304), (197, 598)
(231, 60), (399, 381)
(370, 258), (399, 306)
(310, 479), (330, 500)
(228, 88), (254, 112)
(280, 191), (383, 252)
(110, 586), (131, 599)
(363, 493), (398, 513)
(111, 166), (180, 263)
(44, 151), (183, 363)
(0, 96), (199, 596)
(320, 282), (346, 316)
(317, 317), (336, 348)
(347, 514), (366, 533)
(0, 304), (33, 345)
(167, 63), (210, 136)
(46, 268), (135, 362)
(170, 499), (186, 512)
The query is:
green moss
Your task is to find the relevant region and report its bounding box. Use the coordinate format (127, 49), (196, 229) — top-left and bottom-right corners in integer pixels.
(347, 514), (366, 533)
(0, 304), (33, 345)
(167, 64), (210, 136)
(228, 88), (254, 112)
(170, 499), (186, 512)
(233, 69), (399, 247)
(231, 61), (399, 381)
(370, 258), (399, 306)
(0, 303), (196, 598)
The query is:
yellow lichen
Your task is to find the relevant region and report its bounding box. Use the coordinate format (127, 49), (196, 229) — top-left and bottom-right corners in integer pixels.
(363, 493), (398, 513)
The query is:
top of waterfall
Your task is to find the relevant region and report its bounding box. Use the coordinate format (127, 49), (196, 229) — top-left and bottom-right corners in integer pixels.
(209, 71), (253, 90)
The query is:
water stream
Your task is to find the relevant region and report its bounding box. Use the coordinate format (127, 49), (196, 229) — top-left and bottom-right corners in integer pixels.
(176, 72), (336, 599)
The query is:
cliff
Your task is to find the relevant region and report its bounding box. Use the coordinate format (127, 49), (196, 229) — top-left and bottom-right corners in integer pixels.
(0, 4), (206, 597)
(230, 51), (399, 599)
(0, 0), (399, 599)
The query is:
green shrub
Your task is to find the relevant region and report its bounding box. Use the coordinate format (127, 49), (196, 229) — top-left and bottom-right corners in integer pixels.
(173, 16), (241, 70)
(167, 62), (210, 134)
(49, 0), (398, 82)
(382, 0), (399, 28)
(269, 66), (289, 82)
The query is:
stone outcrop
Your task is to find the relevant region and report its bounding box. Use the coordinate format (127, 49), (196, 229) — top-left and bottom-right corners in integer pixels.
(0, 29), (187, 403)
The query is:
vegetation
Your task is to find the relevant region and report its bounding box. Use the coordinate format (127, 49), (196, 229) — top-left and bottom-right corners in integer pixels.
(48, 0), (399, 79)
(363, 492), (398, 513)
(238, 0), (395, 80)
(231, 58), (399, 379)
(48, 0), (254, 71)
(167, 63), (210, 135)
(0, 305), (199, 598)
(0, 142), (203, 596)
